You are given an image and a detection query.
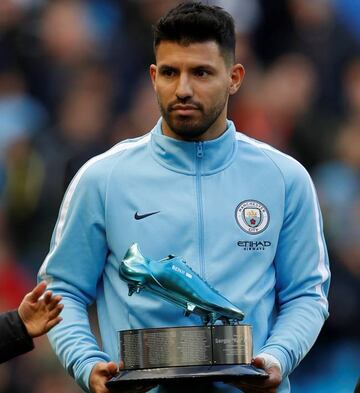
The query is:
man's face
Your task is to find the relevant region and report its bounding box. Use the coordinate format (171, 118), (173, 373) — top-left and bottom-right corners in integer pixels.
(150, 41), (244, 141)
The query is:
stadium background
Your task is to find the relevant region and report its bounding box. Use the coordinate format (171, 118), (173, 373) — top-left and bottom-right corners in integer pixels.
(0, 0), (359, 392)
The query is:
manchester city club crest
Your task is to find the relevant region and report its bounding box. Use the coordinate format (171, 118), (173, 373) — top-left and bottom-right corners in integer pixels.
(235, 200), (270, 234)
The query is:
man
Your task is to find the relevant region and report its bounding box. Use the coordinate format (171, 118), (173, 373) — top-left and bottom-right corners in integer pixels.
(38, 2), (330, 393)
(0, 280), (63, 363)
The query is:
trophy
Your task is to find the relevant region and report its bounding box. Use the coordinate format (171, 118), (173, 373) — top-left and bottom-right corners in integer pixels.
(106, 244), (267, 391)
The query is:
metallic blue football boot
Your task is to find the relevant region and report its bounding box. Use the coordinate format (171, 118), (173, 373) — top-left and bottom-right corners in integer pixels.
(119, 243), (245, 325)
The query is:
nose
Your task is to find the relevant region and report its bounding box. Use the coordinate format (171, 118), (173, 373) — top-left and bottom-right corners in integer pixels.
(175, 73), (193, 100)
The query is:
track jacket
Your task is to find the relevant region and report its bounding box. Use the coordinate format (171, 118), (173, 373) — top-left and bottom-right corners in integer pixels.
(38, 118), (330, 392)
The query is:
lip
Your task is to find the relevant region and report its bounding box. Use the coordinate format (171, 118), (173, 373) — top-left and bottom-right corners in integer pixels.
(171, 105), (199, 115)
(173, 109), (198, 116)
(171, 105), (199, 111)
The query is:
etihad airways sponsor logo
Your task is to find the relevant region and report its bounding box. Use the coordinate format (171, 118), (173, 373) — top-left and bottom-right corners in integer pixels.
(237, 240), (272, 251)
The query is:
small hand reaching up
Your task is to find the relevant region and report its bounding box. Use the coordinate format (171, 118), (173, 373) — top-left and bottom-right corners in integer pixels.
(18, 281), (63, 338)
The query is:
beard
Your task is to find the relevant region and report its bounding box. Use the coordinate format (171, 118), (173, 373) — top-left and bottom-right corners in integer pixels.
(158, 95), (228, 140)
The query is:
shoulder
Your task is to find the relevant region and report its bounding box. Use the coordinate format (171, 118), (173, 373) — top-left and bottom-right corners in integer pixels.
(235, 132), (311, 186)
(83, 133), (150, 175)
(68, 134), (151, 190)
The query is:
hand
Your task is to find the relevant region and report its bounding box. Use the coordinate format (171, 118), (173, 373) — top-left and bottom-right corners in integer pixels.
(89, 362), (118, 393)
(89, 361), (157, 393)
(18, 281), (63, 338)
(228, 357), (282, 393)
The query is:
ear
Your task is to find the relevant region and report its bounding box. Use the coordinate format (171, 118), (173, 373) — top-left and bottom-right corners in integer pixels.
(149, 64), (157, 90)
(229, 64), (245, 95)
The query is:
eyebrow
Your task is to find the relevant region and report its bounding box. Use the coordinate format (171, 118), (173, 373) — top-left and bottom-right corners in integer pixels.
(158, 65), (177, 72)
(158, 64), (217, 72)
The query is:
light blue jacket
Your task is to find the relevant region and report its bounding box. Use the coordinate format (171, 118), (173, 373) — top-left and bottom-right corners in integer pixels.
(39, 119), (330, 392)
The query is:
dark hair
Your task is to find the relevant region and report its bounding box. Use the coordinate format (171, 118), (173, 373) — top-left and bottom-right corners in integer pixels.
(153, 2), (236, 65)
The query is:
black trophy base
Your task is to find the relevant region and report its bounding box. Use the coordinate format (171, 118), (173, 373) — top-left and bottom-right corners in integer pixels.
(106, 364), (268, 391)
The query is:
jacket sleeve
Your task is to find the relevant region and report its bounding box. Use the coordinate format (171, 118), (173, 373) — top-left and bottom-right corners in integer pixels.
(259, 162), (330, 377)
(38, 160), (111, 391)
(0, 310), (34, 363)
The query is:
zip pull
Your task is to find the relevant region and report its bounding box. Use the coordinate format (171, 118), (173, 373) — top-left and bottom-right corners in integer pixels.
(197, 142), (204, 158)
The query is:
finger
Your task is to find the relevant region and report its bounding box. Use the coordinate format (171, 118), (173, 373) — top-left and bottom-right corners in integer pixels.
(46, 295), (63, 310)
(106, 361), (119, 377)
(48, 303), (64, 319)
(252, 357), (265, 369)
(93, 361), (118, 383)
(28, 281), (47, 302)
(43, 291), (55, 304)
(45, 316), (63, 331)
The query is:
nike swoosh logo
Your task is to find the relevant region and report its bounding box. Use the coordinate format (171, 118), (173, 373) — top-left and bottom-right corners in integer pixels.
(134, 211), (160, 220)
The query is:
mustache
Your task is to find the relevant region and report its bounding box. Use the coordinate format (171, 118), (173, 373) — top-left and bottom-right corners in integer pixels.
(167, 99), (203, 112)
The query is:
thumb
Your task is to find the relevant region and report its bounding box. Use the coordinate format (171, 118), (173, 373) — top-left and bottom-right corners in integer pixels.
(252, 356), (266, 370)
(106, 361), (119, 377)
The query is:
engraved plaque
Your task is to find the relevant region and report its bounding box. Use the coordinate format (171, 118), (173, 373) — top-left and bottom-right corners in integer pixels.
(121, 326), (213, 369)
(212, 325), (252, 364)
(120, 325), (253, 370)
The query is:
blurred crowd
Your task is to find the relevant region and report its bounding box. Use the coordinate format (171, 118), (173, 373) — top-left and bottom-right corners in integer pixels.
(0, 0), (359, 392)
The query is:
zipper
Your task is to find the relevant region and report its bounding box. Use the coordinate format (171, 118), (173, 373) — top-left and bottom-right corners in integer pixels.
(195, 142), (205, 278)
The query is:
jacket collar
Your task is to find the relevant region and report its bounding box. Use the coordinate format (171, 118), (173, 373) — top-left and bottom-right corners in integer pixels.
(150, 118), (238, 175)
